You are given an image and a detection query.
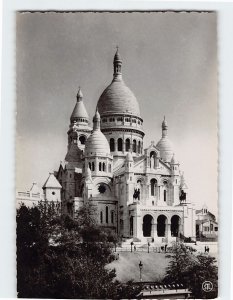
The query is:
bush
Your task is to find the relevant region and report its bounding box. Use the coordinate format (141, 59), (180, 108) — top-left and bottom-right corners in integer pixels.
(17, 202), (140, 298)
(163, 242), (218, 299)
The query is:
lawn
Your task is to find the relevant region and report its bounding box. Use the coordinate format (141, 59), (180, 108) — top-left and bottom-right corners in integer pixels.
(107, 252), (170, 282)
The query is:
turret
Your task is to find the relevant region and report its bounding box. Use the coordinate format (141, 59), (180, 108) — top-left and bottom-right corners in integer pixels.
(42, 172), (62, 202)
(180, 172), (188, 203)
(156, 117), (174, 162)
(170, 153), (180, 177)
(67, 87), (92, 151)
(84, 109), (113, 178)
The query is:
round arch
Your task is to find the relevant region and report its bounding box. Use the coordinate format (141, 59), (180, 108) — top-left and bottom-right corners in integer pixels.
(171, 215), (181, 237)
(79, 135), (86, 145)
(143, 214), (154, 237)
(157, 214), (168, 237)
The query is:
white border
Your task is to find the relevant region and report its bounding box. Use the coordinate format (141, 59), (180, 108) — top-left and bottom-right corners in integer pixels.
(0, 1), (233, 298)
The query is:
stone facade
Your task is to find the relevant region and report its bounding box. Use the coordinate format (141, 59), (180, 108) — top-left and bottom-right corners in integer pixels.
(54, 50), (196, 243)
(17, 49), (196, 243)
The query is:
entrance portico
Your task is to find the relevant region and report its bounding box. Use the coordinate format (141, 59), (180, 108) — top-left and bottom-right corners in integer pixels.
(135, 207), (184, 243)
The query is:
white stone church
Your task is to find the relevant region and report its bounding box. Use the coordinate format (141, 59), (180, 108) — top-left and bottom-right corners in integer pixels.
(17, 49), (196, 243)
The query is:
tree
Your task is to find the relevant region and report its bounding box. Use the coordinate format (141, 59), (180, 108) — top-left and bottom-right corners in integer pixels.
(163, 242), (218, 299)
(17, 202), (140, 298)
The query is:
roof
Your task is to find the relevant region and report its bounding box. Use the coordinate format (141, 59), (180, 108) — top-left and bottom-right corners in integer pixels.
(70, 88), (89, 121)
(29, 182), (41, 194)
(70, 100), (89, 121)
(42, 173), (62, 189)
(97, 79), (140, 116)
(85, 130), (110, 156)
(156, 137), (174, 162)
(97, 51), (140, 117)
(85, 111), (110, 156)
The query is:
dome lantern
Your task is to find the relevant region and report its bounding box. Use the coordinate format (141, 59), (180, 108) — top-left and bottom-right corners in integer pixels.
(162, 116), (168, 137)
(113, 46), (122, 81)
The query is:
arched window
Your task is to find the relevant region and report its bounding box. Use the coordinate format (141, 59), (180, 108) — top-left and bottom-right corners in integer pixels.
(110, 138), (115, 152)
(89, 162), (91, 170)
(126, 138), (130, 152)
(138, 141), (141, 153)
(118, 138), (123, 151)
(111, 211), (114, 224)
(106, 206), (109, 224)
(133, 140), (137, 153)
(108, 164), (111, 172)
(164, 190), (167, 202)
(100, 211), (103, 224)
(99, 162), (102, 171)
(150, 151), (156, 168)
(103, 162), (106, 172)
(79, 135), (86, 145)
(151, 179), (157, 196)
(92, 162), (95, 171)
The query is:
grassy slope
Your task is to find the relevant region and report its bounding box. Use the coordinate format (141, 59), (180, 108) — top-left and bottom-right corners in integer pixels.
(107, 252), (170, 282)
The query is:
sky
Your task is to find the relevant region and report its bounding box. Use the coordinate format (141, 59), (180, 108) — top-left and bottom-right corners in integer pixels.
(16, 12), (218, 214)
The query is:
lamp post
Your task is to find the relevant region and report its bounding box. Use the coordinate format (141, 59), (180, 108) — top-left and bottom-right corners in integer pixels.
(131, 241), (134, 252)
(139, 261), (143, 282)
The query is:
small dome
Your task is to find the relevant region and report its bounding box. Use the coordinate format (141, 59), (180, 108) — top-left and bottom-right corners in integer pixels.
(156, 137), (174, 162)
(85, 131), (110, 156)
(97, 80), (140, 116)
(85, 110), (110, 156)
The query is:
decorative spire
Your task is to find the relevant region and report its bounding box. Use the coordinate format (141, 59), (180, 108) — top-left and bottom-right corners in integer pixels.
(171, 153), (175, 164)
(113, 47), (122, 81)
(162, 116), (168, 137)
(76, 87), (83, 102)
(93, 108), (100, 131)
(180, 172), (188, 189)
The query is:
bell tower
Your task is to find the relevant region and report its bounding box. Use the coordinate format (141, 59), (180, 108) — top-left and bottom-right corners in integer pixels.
(67, 87), (92, 152)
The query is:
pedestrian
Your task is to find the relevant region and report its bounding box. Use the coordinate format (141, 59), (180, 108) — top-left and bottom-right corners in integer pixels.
(204, 246), (206, 253)
(134, 245), (136, 252)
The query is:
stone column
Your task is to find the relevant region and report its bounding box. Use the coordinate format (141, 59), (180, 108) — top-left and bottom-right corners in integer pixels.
(167, 223), (172, 240)
(153, 222), (158, 239)
(123, 134), (125, 153)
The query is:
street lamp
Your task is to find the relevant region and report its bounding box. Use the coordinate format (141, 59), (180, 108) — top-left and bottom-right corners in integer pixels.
(131, 241), (134, 252)
(139, 261), (143, 282)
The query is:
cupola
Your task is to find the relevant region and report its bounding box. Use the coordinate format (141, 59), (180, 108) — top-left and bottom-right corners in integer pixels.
(85, 109), (110, 156)
(156, 117), (174, 162)
(97, 48), (141, 117)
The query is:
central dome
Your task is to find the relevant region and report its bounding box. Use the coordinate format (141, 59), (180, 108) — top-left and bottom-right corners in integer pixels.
(97, 49), (141, 117)
(97, 80), (140, 116)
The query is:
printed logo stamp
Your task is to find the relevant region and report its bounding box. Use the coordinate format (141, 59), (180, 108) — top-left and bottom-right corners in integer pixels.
(202, 281), (213, 292)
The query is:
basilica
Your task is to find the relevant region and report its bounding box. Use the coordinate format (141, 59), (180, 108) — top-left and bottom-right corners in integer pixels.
(19, 49), (196, 243)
